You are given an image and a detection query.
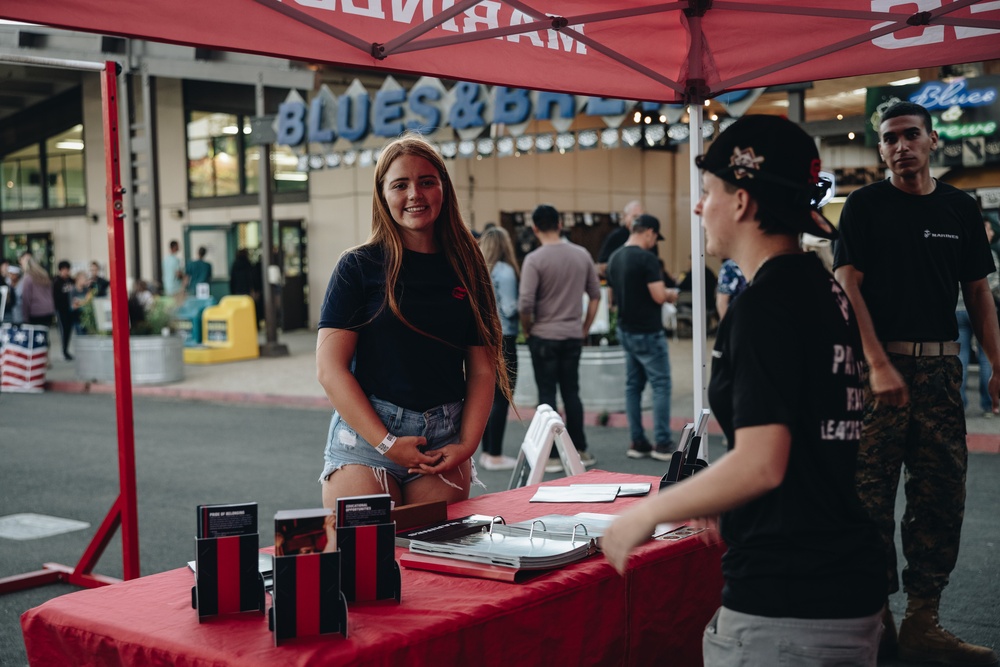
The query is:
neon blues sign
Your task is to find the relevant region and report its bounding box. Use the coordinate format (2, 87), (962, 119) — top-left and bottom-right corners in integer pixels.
(909, 79), (997, 111)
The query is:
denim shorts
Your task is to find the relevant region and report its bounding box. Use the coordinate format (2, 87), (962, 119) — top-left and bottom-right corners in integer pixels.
(319, 396), (463, 486)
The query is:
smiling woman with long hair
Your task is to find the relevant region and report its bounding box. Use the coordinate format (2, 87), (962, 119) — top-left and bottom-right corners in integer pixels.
(316, 133), (510, 514)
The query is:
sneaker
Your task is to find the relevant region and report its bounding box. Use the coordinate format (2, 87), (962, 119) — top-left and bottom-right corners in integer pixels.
(626, 440), (653, 459)
(544, 459), (564, 473)
(578, 451), (597, 468)
(479, 454), (517, 471)
(983, 411), (995, 419)
(651, 443), (674, 462)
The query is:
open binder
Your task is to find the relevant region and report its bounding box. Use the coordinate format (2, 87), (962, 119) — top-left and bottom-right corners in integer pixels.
(398, 552), (546, 583)
(407, 515), (599, 571)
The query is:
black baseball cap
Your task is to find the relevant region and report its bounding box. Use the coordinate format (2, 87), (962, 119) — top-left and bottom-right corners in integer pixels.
(695, 115), (838, 240)
(631, 214), (664, 240)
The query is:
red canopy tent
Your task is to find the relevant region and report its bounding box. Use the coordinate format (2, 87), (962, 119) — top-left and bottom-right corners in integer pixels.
(1, 0), (998, 588)
(3, 1), (999, 102)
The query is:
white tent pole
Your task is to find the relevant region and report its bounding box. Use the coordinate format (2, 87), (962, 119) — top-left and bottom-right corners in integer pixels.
(685, 8), (709, 462)
(0, 53), (105, 71)
(689, 103), (708, 461)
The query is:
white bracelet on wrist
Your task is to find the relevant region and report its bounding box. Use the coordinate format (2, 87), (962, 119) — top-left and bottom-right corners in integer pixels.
(375, 432), (396, 455)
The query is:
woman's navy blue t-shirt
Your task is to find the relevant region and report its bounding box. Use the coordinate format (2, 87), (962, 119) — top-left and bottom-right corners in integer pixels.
(319, 244), (481, 412)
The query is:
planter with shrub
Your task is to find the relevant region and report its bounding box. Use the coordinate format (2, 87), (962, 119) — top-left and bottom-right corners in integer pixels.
(74, 294), (184, 385)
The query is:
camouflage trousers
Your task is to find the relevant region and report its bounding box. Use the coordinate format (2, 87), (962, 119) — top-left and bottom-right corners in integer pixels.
(857, 354), (966, 599)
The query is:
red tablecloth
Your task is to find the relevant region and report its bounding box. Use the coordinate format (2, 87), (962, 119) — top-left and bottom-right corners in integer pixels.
(21, 470), (724, 667)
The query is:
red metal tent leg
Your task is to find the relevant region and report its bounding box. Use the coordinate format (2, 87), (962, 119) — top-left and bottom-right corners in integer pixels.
(0, 496), (125, 592)
(101, 59), (141, 582)
(0, 60), (140, 596)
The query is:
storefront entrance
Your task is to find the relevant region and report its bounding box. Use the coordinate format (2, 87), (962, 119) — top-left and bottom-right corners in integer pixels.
(227, 218), (308, 331)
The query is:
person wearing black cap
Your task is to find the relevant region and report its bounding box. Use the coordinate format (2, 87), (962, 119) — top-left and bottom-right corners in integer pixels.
(606, 214), (680, 460)
(603, 115), (885, 665)
(834, 101), (1000, 665)
(596, 200), (645, 280)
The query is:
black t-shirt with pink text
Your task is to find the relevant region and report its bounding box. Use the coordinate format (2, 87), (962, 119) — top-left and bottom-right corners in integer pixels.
(708, 252), (885, 619)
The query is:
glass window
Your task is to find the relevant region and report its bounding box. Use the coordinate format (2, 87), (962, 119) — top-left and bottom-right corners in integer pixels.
(212, 135), (241, 197)
(2, 158), (23, 211)
(243, 119), (260, 195)
(187, 111), (306, 200)
(1, 124), (85, 213)
(273, 144), (308, 193)
(188, 112), (240, 198)
(245, 150), (260, 195)
(2, 144), (42, 211)
(45, 125), (87, 209)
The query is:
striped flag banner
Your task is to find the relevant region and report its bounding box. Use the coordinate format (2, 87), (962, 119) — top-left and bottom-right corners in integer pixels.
(1, 324), (49, 393)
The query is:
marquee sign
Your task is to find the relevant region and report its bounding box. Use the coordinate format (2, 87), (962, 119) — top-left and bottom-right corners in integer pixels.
(276, 76), (679, 147)
(275, 75), (762, 170)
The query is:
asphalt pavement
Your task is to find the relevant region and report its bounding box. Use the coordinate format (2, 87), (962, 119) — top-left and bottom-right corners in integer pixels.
(0, 330), (997, 666)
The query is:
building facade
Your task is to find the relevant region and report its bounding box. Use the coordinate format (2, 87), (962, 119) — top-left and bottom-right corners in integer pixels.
(2, 25), (997, 330)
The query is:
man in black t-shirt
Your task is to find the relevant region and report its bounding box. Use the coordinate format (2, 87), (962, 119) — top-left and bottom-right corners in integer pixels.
(833, 102), (999, 665)
(52, 260), (75, 360)
(606, 214), (679, 460)
(596, 200), (644, 279)
(604, 115), (886, 666)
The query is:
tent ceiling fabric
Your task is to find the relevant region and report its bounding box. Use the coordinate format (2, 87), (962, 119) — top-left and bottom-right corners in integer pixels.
(2, 1), (999, 103)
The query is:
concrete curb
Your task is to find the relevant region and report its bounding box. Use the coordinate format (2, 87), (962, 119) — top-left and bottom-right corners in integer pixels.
(47, 380), (332, 410)
(47, 380), (999, 454)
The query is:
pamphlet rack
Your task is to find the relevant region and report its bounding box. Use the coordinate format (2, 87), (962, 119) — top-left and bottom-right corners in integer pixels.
(660, 409), (711, 491)
(337, 522), (401, 603)
(191, 533), (265, 621)
(269, 551), (348, 645)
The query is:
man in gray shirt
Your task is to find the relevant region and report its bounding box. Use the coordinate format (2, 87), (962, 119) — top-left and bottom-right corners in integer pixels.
(519, 204), (601, 467)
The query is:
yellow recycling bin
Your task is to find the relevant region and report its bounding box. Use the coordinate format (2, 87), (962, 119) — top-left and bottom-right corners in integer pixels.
(183, 295), (260, 364)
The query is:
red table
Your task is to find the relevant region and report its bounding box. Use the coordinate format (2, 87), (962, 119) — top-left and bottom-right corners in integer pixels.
(21, 471), (724, 666)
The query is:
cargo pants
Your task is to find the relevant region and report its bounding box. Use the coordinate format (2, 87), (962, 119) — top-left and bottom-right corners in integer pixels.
(856, 355), (966, 599)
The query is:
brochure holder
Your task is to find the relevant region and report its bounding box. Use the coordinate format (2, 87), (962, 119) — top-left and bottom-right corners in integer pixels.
(660, 409), (711, 491)
(337, 522), (401, 603)
(268, 551), (348, 645)
(191, 533), (265, 621)
(508, 404), (585, 490)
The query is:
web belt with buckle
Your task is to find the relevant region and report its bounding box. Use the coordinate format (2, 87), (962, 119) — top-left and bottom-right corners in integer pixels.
(884, 341), (960, 357)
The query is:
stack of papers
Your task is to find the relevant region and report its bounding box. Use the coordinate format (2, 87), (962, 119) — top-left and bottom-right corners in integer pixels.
(529, 483), (651, 503)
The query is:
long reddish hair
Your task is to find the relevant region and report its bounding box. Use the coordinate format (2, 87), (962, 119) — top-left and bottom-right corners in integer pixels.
(367, 133), (511, 401)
